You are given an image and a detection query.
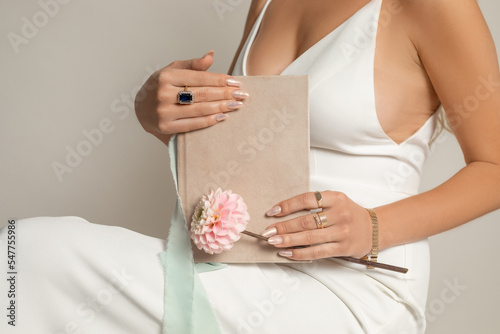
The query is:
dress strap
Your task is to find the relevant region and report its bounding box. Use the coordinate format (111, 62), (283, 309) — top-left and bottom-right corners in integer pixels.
(242, 0), (273, 76)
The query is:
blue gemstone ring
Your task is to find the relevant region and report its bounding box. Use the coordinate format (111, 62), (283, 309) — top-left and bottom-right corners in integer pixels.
(177, 85), (194, 104)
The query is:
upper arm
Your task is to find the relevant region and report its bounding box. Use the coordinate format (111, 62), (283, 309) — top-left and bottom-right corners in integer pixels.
(227, 0), (268, 75)
(403, 0), (500, 165)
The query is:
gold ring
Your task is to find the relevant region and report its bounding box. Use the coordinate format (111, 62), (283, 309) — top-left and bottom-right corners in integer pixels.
(317, 211), (328, 228)
(177, 85), (194, 104)
(313, 213), (324, 229)
(314, 191), (322, 209)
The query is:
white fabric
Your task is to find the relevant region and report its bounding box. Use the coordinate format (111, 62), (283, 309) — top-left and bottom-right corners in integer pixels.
(1, 0), (435, 332)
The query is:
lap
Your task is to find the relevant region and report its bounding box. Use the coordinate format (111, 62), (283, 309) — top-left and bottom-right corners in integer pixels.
(199, 260), (421, 334)
(0, 216), (165, 334)
(0, 217), (426, 334)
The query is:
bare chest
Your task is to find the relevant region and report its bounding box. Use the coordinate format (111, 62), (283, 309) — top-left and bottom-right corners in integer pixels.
(246, 0), (373, 76)
(245, 0), (440, 144)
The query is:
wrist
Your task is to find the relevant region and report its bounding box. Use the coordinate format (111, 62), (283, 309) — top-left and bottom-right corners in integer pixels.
(362, 208), (379, 268)
(371, 205), (392, 251)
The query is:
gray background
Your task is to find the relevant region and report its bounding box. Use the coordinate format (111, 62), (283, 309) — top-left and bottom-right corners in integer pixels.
(1, 1), (499, 333)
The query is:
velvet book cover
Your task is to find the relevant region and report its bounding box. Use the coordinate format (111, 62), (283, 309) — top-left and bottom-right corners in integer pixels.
(177, 75), (309, 263)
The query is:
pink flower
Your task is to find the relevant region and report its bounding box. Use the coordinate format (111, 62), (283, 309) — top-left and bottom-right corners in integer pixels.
(190, 188), (250, 254)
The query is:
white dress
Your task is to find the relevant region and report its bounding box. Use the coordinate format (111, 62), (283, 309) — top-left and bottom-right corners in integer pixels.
(0, 0), (437, 333)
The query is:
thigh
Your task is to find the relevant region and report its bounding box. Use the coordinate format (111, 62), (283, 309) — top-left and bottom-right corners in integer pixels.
(0, 216), (165, 334)
(198, 258), (426, 334)
(198, 263), (364, 334)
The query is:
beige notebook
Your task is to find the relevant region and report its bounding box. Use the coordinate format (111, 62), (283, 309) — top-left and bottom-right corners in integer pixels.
(177, 75), (309, 263)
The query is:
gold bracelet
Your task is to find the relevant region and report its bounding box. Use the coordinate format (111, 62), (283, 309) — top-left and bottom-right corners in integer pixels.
(362, 208), (378, 269)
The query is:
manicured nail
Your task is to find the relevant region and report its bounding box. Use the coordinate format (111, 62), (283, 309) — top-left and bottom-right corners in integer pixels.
(232, 90), (249, 99)
(226, 78), (241, 87)
(279, 250), (293, 257)
(215, 114), (228, 122)
(268, 236), (283, 245)
(261, 227), (277, 238)
(227, 101), (243, 109)
(266, 206), (281, 216)
(202, 50), (214, 58)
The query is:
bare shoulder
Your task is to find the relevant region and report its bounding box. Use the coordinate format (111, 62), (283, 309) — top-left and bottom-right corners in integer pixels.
(396, 0), (490, 46)
(227, 0), (268, 75)
(250, 0), (268, 13)
(399, 0), (483, 19)
(238, 0), (268, 39)
(240, 0), (268, 42)
(390, 0), (499, 78)
(393, 0), (500, 166)
(247, 0), (268, 28)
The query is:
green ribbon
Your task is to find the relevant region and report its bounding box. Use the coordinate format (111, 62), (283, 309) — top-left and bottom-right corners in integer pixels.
(160, 135), (226, 334)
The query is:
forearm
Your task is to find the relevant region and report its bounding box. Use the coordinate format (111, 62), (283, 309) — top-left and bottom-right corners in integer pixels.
(376, 161), (500, 250)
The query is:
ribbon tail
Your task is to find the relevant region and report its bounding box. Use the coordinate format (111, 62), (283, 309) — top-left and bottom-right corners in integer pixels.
(161, 135), (222, 334)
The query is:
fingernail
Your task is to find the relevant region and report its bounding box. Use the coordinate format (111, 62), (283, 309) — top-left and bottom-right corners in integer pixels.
(266, 206), (281, 216)
(261, 227), (277, 238)
(202, 50), (214, 58)
(227, 101), (243, 109)
(279, 250), (293, 257)
(268, 236), (283, 245)
(232, 90), (249, 99)
(226, 78), (241, 87)
(215, 114), (228, 122)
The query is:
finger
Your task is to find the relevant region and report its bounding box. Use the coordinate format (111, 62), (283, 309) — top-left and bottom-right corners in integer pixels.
(163, 84), (248, 105)
(267, 191), (348, 217)
(163, 68), (238, 88)
(278, 243), (341, 261)
(168, 100), (243, 120)
(266, 212), (332, 236)
(266, 191), (323, 217)
(161, 112), (228, 134)
(168, 50), (215, 71)
(268, 227), (337, 249)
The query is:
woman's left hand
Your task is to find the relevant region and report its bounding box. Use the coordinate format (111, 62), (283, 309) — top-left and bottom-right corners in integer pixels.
(261, 191), (373, 260)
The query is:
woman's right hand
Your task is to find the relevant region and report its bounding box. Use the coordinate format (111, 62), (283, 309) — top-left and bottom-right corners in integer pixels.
(134, 50), (248, 145)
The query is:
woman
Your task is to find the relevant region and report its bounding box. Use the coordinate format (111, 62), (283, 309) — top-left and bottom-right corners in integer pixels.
(2, 0), (499, 333)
